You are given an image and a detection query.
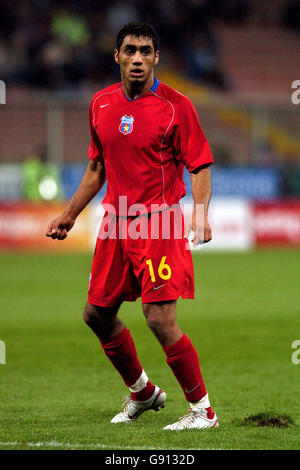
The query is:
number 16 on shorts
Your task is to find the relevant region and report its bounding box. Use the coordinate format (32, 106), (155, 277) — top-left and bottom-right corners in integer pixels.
(146, 256), (172, 283)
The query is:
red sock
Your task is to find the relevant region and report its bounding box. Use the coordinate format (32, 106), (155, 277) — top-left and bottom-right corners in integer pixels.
(131, 380), (155, 401)
(163, 333), (208, 403)
(100, 327), (154, 400)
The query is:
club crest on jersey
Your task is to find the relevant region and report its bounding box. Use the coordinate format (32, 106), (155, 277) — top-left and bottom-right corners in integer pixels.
(119, 114), (134, 135)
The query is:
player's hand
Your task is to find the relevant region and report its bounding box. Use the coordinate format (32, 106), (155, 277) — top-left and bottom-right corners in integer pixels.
(184, 212), (212, 245)
(45, 213), (75, 240)
(196, 215), (212, 244)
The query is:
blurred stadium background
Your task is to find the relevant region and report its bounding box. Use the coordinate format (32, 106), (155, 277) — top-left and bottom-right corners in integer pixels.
(0, 0), (299, 251)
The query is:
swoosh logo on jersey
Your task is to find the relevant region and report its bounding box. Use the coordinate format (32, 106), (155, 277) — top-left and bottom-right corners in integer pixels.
(153, 284), (167, 291)
(100, 103), (110, 108)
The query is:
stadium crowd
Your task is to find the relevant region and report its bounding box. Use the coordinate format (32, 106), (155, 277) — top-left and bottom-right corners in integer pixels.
(1, 0), (299, 91)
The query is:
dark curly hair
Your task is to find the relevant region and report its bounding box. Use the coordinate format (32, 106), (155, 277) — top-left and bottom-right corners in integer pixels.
(116, 22), (159, 52)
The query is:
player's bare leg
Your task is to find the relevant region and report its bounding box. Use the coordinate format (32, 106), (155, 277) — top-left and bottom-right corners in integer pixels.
(142, 300), (218, 430)
(83, 302), (124, 342)
(142, 300), (182, 347)
(83, 302), (166, 422)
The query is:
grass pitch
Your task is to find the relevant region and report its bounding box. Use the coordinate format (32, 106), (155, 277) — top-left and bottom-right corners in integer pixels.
(0, 249), (299, 450)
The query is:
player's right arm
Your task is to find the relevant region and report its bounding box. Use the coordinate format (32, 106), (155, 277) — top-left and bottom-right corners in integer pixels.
(45, 160), (106, 240)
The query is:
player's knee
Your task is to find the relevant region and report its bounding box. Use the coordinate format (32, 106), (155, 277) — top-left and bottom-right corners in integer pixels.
(145, 311), (170, 333)
(82, 304), (99, 326)
(143, 303), (176, 332)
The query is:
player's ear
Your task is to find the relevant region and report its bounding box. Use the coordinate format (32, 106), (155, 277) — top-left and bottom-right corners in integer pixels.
(114, 49), (120, 65)
(154, 50), (159, 66)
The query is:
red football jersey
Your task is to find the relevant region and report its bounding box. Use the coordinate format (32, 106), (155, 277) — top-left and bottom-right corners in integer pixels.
(88, 77), (214, 215)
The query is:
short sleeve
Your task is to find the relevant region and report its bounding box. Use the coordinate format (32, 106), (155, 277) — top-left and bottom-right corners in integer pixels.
(172, 98), (214, 172)
(88, 99), (104, 163)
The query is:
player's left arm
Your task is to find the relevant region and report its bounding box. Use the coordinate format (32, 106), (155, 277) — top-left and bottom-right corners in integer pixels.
(186, 163), (212, 245)
(173, 96), (213, 244)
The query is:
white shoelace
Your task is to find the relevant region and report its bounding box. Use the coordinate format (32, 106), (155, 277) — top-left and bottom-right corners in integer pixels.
(176, 409), (208, 426)
(120, 396), (132, 412)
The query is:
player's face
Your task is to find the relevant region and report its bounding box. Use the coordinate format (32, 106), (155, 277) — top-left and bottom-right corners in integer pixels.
(114, 35), (159, 86)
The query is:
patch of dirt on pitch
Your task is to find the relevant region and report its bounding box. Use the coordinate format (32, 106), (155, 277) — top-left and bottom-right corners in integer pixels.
(243, 413), (294, 428)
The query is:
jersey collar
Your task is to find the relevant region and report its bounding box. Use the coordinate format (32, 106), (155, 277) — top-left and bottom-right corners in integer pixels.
(122, 77), (160, 102)
(150, 76), (160, 92)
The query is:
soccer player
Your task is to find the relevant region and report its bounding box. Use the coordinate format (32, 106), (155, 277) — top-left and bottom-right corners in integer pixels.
(46, 22), (218, 430)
